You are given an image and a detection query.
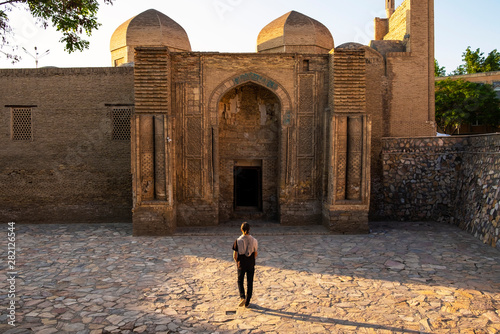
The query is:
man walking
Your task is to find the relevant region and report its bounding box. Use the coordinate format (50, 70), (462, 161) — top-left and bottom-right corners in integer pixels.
(232, 222), (258, 308)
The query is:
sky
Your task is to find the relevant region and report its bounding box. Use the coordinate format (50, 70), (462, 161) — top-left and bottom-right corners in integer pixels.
(1, 0), (499, 74)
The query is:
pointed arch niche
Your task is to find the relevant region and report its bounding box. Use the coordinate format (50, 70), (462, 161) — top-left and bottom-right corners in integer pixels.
(208, 73), (293, 223)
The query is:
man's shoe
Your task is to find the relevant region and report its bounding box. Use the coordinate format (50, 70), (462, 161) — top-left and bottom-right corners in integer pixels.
(238, 299), (246, 307)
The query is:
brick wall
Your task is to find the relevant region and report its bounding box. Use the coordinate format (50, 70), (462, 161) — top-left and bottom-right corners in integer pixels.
(381, 134), (500, 249)
(365, 48), (387, 218)
(0, 67), (134, 224)
(381, 0), (436, 138)
(170, 52), (330, 226)
(436, 71), (500, 85)
(384, 0), (410, 41)
(386, 53), (435, 137)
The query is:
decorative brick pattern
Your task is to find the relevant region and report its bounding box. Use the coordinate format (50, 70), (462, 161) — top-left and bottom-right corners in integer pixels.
(298, 116), (314, 160)
(134, 47), (170, 114)
(298, 158), (313, 197)
(335, 116), (348, 201)
(187, 159), (202, 199)
(132, 48), (175, 235)
(346, 116), (363, 200)
(298, 75), (314, 114)
(139, 115), (155, 201)
(154, 115), (167, 201)
(333, 49), (366, 113)
(186, 117), (203, 158)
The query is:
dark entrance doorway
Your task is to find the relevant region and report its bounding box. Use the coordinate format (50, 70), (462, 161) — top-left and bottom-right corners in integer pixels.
(234, 166), (262, 211)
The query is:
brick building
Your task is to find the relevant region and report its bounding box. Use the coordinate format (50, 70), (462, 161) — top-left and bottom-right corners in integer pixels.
(436, 71), (500, 97)
(435, 71), (500, 134)
(0, 0), (436, 235)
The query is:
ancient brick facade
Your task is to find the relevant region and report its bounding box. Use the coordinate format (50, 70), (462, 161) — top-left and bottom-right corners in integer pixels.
(0, 67), (134, 224)
(132, 50), (335, 234)
(0, 0), (442, 237)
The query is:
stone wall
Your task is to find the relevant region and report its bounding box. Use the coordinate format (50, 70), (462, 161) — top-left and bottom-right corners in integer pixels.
(455, 135), (500, 249)
(0, 67), (134, 224)
(381, 134), (500, 249)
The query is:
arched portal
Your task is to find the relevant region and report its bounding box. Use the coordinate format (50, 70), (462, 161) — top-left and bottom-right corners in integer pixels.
(208, 72), (293, 224)
(217, 83), (280, 221)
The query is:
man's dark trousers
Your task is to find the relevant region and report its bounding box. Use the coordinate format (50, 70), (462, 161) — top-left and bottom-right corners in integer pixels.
(237, 267), (255, 304)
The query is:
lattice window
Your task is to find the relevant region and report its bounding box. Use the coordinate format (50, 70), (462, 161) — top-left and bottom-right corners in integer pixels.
(111, 107), (132, 140)
(11, 108), (33, 141)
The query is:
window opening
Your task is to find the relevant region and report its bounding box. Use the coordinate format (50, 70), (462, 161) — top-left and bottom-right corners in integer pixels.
(303, 59), (310, 72)
(11, 108), (33, 141)
(112, 107), (132, 140)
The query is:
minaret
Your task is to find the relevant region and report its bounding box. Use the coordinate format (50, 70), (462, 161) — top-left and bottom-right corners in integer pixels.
(386, 0), (395, 18)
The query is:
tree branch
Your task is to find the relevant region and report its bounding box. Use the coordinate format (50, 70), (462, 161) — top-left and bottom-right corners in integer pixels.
(0, 0), (24, 6)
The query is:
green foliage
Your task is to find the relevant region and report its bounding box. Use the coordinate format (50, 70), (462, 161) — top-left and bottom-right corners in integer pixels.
(0, 0), (113, 62)
(435, 79), (500, 134)
(434, 59), (446, 77)
(453, 47), (500, 75)
(484, 49), (500, 72)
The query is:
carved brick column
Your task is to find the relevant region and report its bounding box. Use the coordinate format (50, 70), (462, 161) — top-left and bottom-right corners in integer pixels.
(140, 115), (155, 201)
(346, 116), (363, 200)
(132, 47), (175, 236)
(154, 115), (167, 201)
(324, 48), (371, 234)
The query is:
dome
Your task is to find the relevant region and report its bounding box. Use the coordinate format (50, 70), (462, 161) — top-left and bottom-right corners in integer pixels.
(336, 42), (384, 61)
(110, 9), (191, 66)
(257, 11), (334, 54)
(336, 42), (366, 50)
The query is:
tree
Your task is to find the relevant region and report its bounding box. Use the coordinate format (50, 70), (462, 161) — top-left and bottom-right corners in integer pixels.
(484, 49), (500, 72)
(453, 47), (500, 75)
(0, 0), (113, 63)
(435, 78), (500, 134)
(434, 59), (446, 77)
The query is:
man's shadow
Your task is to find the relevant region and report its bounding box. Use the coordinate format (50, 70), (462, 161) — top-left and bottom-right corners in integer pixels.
(247, 305), (431, 334)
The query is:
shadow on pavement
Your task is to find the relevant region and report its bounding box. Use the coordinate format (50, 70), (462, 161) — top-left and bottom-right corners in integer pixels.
(250, 305), (431, 334)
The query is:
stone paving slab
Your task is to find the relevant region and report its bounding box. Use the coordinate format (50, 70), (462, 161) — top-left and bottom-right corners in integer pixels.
(0, 221), (499, 333)
(176, 220), (331, 236)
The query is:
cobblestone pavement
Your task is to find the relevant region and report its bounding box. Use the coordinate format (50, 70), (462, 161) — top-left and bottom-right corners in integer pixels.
(1, 221), (500, 334)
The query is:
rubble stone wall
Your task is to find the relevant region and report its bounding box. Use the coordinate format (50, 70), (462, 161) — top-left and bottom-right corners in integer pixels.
(381, 134), (500, 249)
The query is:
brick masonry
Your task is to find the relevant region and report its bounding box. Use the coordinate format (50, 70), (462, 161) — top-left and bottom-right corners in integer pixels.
(0, 67), (134, 224)
(383, 0), (410, 41)
(381, 134), (500, 250)
(0, 0), (445, 237)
